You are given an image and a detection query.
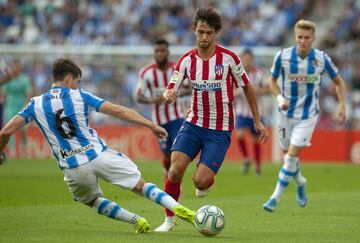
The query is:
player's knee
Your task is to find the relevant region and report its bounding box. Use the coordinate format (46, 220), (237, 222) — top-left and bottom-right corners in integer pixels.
(193, 176), (208, 190)
(168, 167), (183, 183)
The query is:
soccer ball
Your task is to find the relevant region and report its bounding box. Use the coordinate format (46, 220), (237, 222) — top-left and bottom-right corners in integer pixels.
(194, 205), (225, 236)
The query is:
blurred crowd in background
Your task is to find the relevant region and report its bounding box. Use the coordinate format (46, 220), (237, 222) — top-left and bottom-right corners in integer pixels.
(0, 0), (359, 129)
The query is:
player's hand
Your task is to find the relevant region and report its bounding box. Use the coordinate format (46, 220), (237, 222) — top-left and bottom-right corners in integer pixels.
(151, 124), (168, 139)
(254, 121), (269, 143)
(0, 152), (6, 166)
(162, 89), (177, 104)
(276, 95), (289, 110)
(337, 103), (346, 125)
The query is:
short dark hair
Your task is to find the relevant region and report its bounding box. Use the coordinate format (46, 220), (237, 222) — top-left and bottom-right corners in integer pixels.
(242, 48), (253, 57)
(154, 38), (169, 48)
(52, 58), (82, 82)
(193, 7), (222, 32)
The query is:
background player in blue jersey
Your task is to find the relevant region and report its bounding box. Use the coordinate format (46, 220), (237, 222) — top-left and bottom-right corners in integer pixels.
(263, 20), (346, 212)
(0, 58), (195, 233)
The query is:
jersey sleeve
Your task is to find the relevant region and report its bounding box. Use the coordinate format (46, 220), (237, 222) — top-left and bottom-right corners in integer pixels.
(270, 50), (282, 78)
(18, 98), (34, 123)
(167, 55), (188, 92)
(323, 52), (338, 79)
(80, 90), (105, 112)
(229, 55), (250, 88)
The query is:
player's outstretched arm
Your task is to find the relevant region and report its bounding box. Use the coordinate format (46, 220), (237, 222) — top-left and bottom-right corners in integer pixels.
(99, 101), (168, 139)
(269, 76), (288, 110)
(0, 115), (27, 165)
(332, 74), (346, 125)
(136, 93), (163, 105)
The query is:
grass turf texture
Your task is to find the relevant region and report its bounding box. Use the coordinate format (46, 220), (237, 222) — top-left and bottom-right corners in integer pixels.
(0, 159), (359, 242)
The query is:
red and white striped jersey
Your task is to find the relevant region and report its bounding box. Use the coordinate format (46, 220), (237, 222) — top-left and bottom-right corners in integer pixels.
(136, 62), (184, 125)
(168, 45), (250, 131)
(235, 66), (268, 117)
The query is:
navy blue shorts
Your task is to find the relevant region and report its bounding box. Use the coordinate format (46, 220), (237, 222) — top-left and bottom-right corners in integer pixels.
(158, 118), (184, 154)
(235, 115), (258, 135)
(171, 121), (231, 174)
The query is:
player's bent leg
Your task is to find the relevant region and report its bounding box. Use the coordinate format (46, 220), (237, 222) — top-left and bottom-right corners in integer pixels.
(193, 163), (215, 198)
(288, 145), (308, 208)
(88, 197), (149, 233)
(294, 170), (307, 207)
(135, 180), (195, 232)
(156, 151), (191, 231)
(263, 152), (301, 212)
(168, 151), (192, 183)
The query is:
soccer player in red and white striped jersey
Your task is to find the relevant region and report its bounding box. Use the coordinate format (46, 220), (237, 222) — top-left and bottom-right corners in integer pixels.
(156, 7), (268, 232)
(234, 49), (270, 175)
(136, 39), (187, 178)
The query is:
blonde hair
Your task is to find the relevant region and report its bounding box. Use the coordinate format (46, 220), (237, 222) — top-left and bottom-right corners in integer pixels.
(294, 19), (316, 33)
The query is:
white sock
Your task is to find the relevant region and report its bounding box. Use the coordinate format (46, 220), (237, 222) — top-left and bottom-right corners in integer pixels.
(93, 197), (139, 224)
(294, 165), (306, 187)
(270, 154), (298, 201)
(142, 183), (179, 211)
(165, 216), (175, 224)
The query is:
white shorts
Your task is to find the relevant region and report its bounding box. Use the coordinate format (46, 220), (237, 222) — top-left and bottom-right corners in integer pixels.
(277, 112), (318, 150)
(63, 149), (141, 204)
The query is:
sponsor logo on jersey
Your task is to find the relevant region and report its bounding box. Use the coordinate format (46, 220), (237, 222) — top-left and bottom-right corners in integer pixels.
(287, 73), (320, 83)
(60, 144), (95, 159)
(215, 64), (224, 76)
(192, 81), (221, 91)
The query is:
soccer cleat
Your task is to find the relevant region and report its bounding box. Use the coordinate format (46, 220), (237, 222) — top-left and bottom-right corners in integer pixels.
(263, 198), (277, 212)
(241, 159), (251, 174)
(297, 179), (307, 207)
(134, 217), (150, 233)
(173, 205), (195, 224)
(195, 188), (210, 198)
(154, 221), (176, 232)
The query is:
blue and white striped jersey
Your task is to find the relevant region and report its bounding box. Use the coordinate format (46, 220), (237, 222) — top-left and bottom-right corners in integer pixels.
(271, 46), (338, 120)
(18, 87), (107, 169)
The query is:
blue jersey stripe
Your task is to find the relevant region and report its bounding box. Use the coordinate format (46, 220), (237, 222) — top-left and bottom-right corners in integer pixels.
(42, 93), (78, 168)
(288, 47), (298, 118)
(61, 88), (98, 161)
(79, 90), (107, 151)
(302, 49), (315, 119)
(302, 83), (314, 119)
(324, 53), (337, 78)
(272, 50), (282, 78)
(307, 49), (315, 74)
(30, 101), (61, 165)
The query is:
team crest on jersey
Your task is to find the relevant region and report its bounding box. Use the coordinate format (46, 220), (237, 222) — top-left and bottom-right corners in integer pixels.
(215, 64), (224, 76)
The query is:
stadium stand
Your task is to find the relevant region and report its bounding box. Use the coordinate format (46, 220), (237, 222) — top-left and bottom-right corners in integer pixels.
(0, 0), (357, 129)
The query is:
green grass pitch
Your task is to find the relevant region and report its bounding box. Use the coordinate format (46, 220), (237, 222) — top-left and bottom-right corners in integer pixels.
(0, 158), (359, 242)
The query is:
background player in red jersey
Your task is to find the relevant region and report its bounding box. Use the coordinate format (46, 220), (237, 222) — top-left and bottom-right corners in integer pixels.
(234, 49), (270, 175)
(156, 7), (269, 232)
(136, 39), (187, 179)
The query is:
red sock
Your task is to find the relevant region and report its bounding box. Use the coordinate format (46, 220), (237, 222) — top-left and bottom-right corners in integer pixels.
(237, 138), (248, 158)
(254, 143), (261, 171)
(162, 157), (171, 179)
(164, 177), (181, 217)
